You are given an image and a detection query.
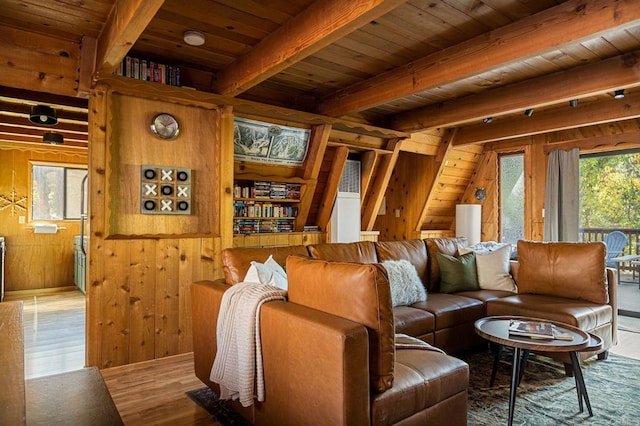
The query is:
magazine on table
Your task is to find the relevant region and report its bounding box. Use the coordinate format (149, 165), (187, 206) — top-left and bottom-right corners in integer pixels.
(508, 320), (573, 341)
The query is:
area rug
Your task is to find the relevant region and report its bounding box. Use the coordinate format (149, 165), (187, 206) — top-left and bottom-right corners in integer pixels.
(187, 351), (640, 425)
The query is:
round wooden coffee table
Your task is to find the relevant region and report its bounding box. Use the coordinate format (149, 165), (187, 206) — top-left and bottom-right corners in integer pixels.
(474, 316), (602, 426)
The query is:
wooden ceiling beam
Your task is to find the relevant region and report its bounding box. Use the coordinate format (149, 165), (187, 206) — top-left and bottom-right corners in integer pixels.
(213, 0), (408, 97)
(454, 91), (640, 145)
(392, 51), (640, 132)
(318, 0), (640, 117)
(95, 0), (164, 77)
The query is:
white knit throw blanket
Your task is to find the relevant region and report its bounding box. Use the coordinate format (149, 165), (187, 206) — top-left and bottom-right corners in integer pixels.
(395, 333), (445, 354)
(210, 282), (287, 407)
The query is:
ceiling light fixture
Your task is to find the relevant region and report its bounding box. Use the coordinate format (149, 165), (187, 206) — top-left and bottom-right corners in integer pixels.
(614, 89), (625, 99)
(29, 105), (58, 126)
(569, 99), (578, 108)
(524, 108), (534, 117)
(482, 117), (493, 124)
(43, 132), (63, 145)
(183, 30), (205, 46)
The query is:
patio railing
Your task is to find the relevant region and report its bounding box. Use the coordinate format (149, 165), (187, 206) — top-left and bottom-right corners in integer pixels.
(580, 227), (640, 274)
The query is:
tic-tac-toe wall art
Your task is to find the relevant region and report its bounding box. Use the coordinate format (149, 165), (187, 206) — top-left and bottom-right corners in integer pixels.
(141, 165), (191, 215)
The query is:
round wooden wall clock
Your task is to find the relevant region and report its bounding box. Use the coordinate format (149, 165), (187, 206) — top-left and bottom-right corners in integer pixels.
(150, 113), (180, 139)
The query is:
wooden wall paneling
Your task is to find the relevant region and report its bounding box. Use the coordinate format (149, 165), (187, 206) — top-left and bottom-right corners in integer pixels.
(128, 239), (156, 363)
(415, 129), (454, 232)
(200, 237), (222, 282)
(100, 239), (131, 368)
(155, 239), (180, 359)
(0, 147), (86, 291)
(178, 238), (202, 353)
(316, 146), (349, 231)
(528, 139), (546, 240)
(219, 106), (235, 251)
(362, 140), (401, 231)
(108, 93), (219, 237)
(87, 85), (109, 368)
(374, 151), (433, 241)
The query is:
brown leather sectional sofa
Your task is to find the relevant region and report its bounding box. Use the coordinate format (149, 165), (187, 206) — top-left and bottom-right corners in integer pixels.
(191, 238), (617, 425)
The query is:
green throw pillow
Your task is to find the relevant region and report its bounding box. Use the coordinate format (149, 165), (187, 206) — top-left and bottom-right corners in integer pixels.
(436, 251), (479, 293)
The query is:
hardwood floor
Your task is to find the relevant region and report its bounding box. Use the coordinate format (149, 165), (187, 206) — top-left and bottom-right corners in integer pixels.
(100, 353), (217, 425)
(6, 289), (640, 425)
(4, 288), (85, 379)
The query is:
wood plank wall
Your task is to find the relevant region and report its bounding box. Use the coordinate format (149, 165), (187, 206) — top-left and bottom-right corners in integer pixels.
(87, 80), (231, 368)
(0, 145), (87, 291)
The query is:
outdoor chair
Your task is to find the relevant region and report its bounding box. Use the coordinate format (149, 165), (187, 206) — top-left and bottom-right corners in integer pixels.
(603, 231), (628, 268)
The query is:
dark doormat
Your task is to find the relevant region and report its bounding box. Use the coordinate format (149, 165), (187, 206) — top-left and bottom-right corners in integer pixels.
(185, 387), (250, 425)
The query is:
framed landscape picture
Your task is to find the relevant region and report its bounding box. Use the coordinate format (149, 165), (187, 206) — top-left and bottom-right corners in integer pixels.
(233, 117), (310, 166)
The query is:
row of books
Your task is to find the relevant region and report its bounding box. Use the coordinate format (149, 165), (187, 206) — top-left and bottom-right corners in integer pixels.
(115, 56), (181, 86)
(233, 219), (294, 234)
(234, 181), (301, 200)
(234, 201), (298, 218)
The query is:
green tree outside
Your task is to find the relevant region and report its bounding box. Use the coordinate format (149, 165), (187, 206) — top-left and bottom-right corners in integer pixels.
(580, 152), (640, 228)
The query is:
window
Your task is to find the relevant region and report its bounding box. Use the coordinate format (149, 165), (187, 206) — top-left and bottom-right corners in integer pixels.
(31, 163), (87, 221)
(500, 154), (524, 245)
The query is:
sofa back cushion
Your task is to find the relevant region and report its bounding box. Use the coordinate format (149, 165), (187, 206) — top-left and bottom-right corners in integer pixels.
(425, 237), (468, 292)
(375, 240), (429, 287)
(516, 240), (608, 304)
(307, 241), (378, 263)
(221, 246), (309, 284)
(286, 255), (395, 392)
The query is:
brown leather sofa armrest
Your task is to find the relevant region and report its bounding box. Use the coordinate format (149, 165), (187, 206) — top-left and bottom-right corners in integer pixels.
(191, 279), (230, 390)
(257, 301), (370, 426)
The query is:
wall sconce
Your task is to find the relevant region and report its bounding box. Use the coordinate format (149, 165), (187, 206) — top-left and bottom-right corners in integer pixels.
(456, 204), (482, 246)
(29, 105), (58, 126)
(614, 89), (625, 99)
(524, 108), (534, 117)
(569, 99), (578, 107)
(482, 117), (493, 124)
(474, 187), (486, 202)
(43, 132), (63, 145)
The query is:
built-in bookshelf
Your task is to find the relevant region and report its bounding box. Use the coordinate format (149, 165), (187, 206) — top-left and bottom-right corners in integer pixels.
(233, 180), (301, 234)
(115, 55), (181, 86)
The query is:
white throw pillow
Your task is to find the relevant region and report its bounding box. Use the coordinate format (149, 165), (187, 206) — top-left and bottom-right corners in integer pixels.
(382, 259), (427, 307)
(474, 245), (517, 292)
(244, 255), (288, 290)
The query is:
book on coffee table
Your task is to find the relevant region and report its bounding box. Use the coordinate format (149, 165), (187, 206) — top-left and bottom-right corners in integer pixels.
(508, 320), (554, 339)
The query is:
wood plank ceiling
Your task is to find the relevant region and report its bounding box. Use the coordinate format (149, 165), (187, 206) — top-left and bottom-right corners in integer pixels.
(1, 0), (638, 144)
(1, 0), (640, 231)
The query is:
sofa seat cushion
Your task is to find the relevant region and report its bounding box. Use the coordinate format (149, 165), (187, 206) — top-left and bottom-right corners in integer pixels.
(487, 294), (613, 331)
(393, 306), (435, 339)
(307, 241), (378, 263)
(456, 289), (515, 304)
(376, 240), (429, 286)
(371, 349), (468, 425)
(412, 293), (484, 330)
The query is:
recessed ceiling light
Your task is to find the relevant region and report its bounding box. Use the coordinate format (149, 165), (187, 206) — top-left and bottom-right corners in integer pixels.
(482, 117), (493, 124)
(569, 99), (578, 107)
(183, 30), (205, 46)
(614, 89), (625, 99)
(524, 108), (534, 117)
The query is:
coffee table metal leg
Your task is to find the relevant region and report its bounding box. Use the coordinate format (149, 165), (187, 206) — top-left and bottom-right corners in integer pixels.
(569, 351), (593, 417)
(508, 347), (522, 426)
